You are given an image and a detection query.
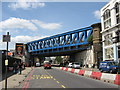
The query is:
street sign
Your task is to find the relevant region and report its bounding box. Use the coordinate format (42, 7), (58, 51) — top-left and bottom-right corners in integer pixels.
(3, 35), (11, 42)
(5, 59), (8, 66)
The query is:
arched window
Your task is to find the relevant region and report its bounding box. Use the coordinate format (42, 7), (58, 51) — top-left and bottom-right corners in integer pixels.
(115, 3), (120, 24)
(103, 9), (111, 29)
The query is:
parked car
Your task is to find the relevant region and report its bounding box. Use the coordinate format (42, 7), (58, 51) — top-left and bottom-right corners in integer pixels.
(99, 61), (119, 73)
(68, 63), (73, 68)
(35, 62), (40, 67)
(44, 62), (51, 69)
(72, 62), (81, 69)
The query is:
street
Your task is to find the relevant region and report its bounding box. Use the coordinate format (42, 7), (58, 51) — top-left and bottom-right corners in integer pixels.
(18, 67), (118, 89)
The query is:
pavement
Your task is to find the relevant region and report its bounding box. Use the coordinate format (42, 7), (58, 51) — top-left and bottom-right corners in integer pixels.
(0, 67), (33, 89)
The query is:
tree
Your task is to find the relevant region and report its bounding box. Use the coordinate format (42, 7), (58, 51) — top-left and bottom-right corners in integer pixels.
(55, 56), (62, 64)
(87, 34), (93, 44)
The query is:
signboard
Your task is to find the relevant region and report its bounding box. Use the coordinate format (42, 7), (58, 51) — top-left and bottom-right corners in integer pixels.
(5, 59), (8, 66)
(3, 35), (11, 42)
(15, 43), (24, 56)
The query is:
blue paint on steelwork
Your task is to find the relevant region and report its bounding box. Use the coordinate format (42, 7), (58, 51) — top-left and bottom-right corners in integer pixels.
(27, 26), (93, 55)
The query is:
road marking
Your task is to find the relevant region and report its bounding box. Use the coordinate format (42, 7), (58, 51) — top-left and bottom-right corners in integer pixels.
(32, 77), (35, 79)
(61, 85), (66, 88)
(44, 70), (67, 88)
(44, 77), (46, 79)
(56, 81), (60, 83)
(40, 77), (43, 79)
(50, 76), (53, 78)
(36, 77), (39, 79)
(46, 77), (50, 79)
(32, 75), (54, 79)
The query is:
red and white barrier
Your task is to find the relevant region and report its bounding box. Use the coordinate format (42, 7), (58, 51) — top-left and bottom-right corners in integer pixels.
(71, 68), (75, 73)
(74, 69), (80, 74)
(84, 71), (92, 77)
(114, 75), (120, 85)
(78, 70), (85, 76)
(90, 72), (102, 80)
(68, 68), (72, 72)
(63, 67), (66, 71)
(101, 73), (117, 84)
(65, 67), (68, 71)
(59, 67), (120, 85)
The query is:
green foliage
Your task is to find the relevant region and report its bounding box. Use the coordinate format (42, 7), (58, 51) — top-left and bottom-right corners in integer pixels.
(87, 35), (93, 43)
(55, 56), (62, 63)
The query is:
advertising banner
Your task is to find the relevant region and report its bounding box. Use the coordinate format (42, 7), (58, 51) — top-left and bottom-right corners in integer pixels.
(15, 43), (24, 56)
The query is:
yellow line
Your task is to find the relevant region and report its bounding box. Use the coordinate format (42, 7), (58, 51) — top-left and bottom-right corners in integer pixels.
(40, 77), (43, 79)
(44, 69), (66, 88)
(44, 77), (46, 79)
(50, 76), (53, 79)
(56, 81), (60, 83)
(46, 77), (50, 79)
(32, 77), (34, 79)
(61, 85), (66, 88)
(36, 77), (39, 79)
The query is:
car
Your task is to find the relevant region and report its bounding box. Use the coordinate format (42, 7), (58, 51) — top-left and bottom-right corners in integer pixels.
(35, 62), (40, 67)
(44, 62), (51, 69)
(72, 62), (81, 69)
(68, 63), (73, 68)
(99, 61), (119, 73)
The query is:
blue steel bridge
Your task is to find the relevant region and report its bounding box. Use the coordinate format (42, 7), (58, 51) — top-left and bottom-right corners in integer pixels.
(27, 26), (93, 56)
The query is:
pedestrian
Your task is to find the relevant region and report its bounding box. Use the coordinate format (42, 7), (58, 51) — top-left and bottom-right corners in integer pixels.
(13, 61), (17, 74)
(18, 62), (23, 74)
(92, 64), (95, 68)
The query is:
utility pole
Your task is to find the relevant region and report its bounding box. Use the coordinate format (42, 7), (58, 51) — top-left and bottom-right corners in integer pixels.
(3, 32), (11, 90)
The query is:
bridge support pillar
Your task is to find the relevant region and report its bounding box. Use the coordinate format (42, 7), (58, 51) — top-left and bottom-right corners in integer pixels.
(91, 23), (102, 68)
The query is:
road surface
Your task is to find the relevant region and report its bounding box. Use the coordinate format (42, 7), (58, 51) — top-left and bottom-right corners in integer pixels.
(18, 67), (119, 89)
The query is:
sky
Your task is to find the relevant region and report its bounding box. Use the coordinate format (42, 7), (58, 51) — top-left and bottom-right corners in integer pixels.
(0, 0), (108, 50)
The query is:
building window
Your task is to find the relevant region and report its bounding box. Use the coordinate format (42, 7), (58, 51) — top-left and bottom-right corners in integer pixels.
(103, 9), (111, 29)
(104, 33), (113, 46)
(105, 48), (114, 60)
(115, 3), (120, 24)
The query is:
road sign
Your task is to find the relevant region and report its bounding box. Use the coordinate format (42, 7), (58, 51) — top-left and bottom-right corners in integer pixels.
(5, 59), (8, 66)
(3, 35), (11, 42)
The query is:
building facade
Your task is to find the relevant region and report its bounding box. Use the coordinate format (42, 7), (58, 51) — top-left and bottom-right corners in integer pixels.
(101, 0), (120, 62)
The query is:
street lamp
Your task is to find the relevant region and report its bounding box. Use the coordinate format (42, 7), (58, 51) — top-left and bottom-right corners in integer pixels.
(2, 32), (11, 90)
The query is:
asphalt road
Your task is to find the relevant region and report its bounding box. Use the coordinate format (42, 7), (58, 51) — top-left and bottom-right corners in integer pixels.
(19, 67), (119, 89)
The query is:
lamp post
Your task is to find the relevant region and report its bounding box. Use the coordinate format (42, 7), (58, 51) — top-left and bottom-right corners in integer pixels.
(3, 32), (11, 90)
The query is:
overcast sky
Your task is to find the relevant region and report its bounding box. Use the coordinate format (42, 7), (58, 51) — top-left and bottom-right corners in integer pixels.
(0, 0), (107, 50)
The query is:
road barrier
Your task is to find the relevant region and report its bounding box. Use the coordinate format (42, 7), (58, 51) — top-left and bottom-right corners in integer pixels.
(74, 69), (80, 74)
(59, 67), (120, 85)
(71, 68), (75, 73)
(114, 75), (120, 85)
(101, 73), (116, 84)
(90, 72), (102, 80)
(78, 70), (85, 76)
(84, 71), (92, 77)
(65, 67), (68, 71)
(68, 68), (72, 72)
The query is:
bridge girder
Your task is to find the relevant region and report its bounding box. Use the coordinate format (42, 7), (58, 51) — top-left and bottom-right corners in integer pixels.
(27, 26), (93, 56)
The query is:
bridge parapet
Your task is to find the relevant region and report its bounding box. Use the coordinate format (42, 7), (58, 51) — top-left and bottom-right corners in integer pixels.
(27, 26), (93, 55)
